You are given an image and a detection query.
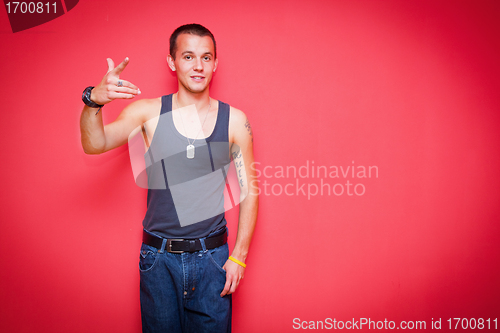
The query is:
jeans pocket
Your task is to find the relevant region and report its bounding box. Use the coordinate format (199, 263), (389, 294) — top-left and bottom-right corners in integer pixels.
(206, 244), (229, 275)
(139, 243), (159, 273)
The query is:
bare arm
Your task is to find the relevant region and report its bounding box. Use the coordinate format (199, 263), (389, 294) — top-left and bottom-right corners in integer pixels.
(221, 107), (259, 296)
(80, 58), (142, 154)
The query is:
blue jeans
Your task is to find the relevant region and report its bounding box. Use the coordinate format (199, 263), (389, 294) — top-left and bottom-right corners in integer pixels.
(139, 228), (232, 333)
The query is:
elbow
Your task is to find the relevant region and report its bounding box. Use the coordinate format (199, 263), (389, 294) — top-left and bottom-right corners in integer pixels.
(82, 148), (101, 155)
(81, 136), (106, 155)
(240, 189), (259, 206)
(83, 149), (101, 155)
(240, 180), (259, 203)
(81, 143), (105, 155)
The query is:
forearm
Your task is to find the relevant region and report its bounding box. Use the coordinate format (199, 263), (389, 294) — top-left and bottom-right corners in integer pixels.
(231, 192), (258, 261)
(80, 105), (106, 154)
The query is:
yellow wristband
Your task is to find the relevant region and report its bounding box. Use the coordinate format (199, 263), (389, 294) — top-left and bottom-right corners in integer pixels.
(229, 256), (246, 268)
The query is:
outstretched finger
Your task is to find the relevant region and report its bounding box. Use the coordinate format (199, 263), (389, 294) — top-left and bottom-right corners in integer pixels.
(106, 58), (115, 73)
(113, 57), (130, 76)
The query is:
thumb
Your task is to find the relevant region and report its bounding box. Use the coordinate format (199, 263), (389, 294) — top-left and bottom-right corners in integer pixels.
(106, 58), (115, 73)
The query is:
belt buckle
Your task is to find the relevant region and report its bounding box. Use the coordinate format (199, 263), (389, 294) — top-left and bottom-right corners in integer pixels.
(167, 238), (185, 254)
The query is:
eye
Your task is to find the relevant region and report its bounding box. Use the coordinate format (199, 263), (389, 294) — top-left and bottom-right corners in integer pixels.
(203, 56), (211, 61)
(184, 55), (192, 60)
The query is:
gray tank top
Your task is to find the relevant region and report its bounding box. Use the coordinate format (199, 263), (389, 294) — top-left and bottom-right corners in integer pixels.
(142, 94), (231, 239)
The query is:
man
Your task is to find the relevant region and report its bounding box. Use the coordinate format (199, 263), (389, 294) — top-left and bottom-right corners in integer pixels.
(80, 24), (258, 332)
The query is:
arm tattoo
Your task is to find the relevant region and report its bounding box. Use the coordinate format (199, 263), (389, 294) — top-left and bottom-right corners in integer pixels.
(232, 150), (245, 187)
(244, 118), (253, 142)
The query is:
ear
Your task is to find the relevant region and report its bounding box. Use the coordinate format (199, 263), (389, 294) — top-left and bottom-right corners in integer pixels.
(213, 58), (218, 72)
(167, 55), (176, 71)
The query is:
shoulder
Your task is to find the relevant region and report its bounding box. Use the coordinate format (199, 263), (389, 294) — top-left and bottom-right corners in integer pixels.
(118, 97), (162, 123)
(125, 97), (161, 113)
(229, 105), (247, 125)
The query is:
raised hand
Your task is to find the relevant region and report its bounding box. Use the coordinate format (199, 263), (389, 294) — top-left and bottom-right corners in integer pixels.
(90, 57), (141, 105)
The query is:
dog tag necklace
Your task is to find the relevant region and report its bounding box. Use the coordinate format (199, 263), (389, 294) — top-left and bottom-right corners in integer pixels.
(175, 93), (211, 159)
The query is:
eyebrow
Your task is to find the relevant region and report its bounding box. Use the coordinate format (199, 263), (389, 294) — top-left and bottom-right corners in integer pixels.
(181, 51), (213, 56)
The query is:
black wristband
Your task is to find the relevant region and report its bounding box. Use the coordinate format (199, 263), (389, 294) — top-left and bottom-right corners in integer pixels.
(82, 86), (104, 108)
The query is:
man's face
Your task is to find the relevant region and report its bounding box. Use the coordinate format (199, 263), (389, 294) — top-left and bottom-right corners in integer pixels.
(168, 33), (218, 94)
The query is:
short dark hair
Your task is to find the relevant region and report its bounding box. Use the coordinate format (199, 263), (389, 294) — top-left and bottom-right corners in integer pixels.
(169, 24), (217, 60)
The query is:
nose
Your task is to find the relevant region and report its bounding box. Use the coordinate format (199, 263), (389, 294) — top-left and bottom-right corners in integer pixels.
(193, 57), (203, 71)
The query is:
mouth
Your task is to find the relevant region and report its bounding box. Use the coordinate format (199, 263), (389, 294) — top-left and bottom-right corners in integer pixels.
(191, 76), (205, 81)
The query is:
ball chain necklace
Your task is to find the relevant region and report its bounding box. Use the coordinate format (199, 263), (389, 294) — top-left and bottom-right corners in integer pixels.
(175, 93), (211, 159)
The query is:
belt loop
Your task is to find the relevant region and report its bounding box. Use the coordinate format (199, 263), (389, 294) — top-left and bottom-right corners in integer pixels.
(159, 238), (167, 254)
(200, 237), (207, 252)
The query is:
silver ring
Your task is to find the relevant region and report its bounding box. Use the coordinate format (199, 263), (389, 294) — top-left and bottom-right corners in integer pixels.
(117, 80), (123, 87)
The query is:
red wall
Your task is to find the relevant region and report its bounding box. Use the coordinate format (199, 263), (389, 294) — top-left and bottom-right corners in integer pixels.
(1, 0), (499, 332)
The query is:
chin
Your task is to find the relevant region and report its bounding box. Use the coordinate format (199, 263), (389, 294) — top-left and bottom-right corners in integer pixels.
(188, 86), (209, 94)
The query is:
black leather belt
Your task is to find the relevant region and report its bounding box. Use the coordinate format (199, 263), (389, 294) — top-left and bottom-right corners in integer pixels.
(142, 229), (227, 254)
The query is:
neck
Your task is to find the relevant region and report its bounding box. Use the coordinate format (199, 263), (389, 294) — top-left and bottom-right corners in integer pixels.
(176, 88), (211, 113)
